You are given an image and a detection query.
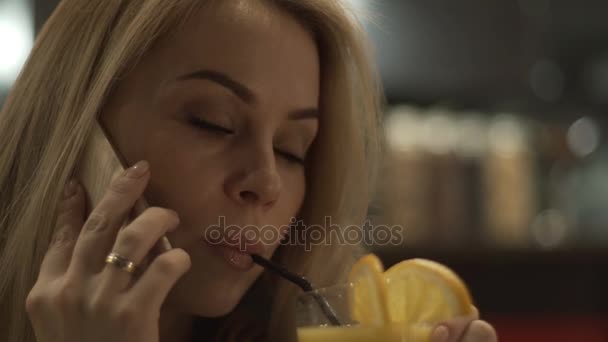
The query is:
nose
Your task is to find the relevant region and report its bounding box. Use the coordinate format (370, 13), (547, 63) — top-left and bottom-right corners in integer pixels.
(224, 150), (281, 209)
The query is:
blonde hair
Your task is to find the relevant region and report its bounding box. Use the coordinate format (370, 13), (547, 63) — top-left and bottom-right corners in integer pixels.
(0, 0), (384, 341)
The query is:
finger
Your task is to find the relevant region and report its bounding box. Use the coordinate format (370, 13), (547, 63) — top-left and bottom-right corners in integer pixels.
(70, 160), (150, 275)
(128, 197), (148, 222)
(99, 207), (180, 293)
(431, 310), (479, 342)
(38, 179), (85, 281)
(128, 197), (172, 255)
(470, 305), (480, 319)
(461, 320), (498, 342)
(128, 248), (191, 310)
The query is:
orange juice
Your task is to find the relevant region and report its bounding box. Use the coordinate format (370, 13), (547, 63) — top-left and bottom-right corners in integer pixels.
(297, 323), (432, 342)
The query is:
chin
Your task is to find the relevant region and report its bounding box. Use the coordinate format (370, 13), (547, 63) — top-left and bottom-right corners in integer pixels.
(186, 291), (243, 317)
(166, 252), (260, 317)
(169, 273), (252, 317)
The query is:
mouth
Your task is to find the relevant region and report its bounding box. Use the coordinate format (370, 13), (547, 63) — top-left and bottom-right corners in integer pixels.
(201, 236), (267, 272)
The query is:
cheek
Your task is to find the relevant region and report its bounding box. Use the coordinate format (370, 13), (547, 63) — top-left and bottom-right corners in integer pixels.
(260, 174), (305, 261)
(143, 145), (227, 232)
(281, 168), (307, 212)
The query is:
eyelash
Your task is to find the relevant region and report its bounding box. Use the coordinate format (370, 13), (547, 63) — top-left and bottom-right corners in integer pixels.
(188, 116), (234, 134)
(188, 116), (306, 165)
(277, 151), (305, 165)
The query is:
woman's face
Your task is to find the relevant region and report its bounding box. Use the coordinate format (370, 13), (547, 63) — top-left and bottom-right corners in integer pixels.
(101, 0), (319, 316)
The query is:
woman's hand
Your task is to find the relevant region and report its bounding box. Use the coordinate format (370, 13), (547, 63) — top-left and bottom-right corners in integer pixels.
(430, 307), (498, 342)
(25, 161), (191, 342)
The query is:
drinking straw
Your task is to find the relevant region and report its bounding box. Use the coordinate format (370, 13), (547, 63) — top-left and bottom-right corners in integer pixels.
(251, 254), (342, 326)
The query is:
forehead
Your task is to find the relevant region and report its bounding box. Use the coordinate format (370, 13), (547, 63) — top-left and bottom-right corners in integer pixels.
(138, 0), (320, 108)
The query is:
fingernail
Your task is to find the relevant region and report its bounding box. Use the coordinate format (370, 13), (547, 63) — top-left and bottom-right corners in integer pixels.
(125, 160), (149, 178)
(431, 325), (449, 342)
(63, 179), (78, 198)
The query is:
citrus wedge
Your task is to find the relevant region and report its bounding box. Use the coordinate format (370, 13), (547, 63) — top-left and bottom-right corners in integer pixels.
(347, 254), (390, 326)
(383, 258), (474, 325)
(347, 254), (474, 341)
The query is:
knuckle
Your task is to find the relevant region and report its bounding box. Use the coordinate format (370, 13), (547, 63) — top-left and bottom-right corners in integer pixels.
(153, 249), (191, 275)
(83, 212), (108, 233)
(109, 175), (132, 195)
(54, 279), (83, 309)
(153, 254), (183, 275)
(57, 196), (77, 214)
(50, 225), (75, 247)
(118, 228), (144, 248)
(111, 304), (139, 322)
(54, 290), (77, 309)
(25, 290), (47, 315)
(87, 292), (112, 316)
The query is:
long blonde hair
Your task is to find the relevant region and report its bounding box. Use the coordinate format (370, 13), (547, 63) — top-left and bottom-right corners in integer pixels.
(0, 0), (383, 341)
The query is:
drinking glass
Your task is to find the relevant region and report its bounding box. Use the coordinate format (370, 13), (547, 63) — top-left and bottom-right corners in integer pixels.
(295, 283), (432, 342)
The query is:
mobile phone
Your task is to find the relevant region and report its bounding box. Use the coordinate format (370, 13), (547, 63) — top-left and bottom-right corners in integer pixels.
(74, 121), (172, 253)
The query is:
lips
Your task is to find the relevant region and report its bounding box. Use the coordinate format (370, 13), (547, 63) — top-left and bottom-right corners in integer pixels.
(201, 232), (268, 271)
(207, 244), (254, 270)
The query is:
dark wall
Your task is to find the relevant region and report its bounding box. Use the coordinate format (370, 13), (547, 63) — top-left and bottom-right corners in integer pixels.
(363, 0), (608, 110)
(34, 0), (59, 35)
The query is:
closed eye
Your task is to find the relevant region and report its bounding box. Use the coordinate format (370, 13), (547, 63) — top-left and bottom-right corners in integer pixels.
(188, 116), (234, 135)
(189, 115), (305, 165)
(275, 149), (305, 165)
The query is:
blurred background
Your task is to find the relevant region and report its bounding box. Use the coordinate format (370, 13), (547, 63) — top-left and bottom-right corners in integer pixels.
(1, 0), (607, 340)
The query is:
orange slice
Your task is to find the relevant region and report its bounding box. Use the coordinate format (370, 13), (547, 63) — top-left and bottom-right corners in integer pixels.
(348, 254), (474, 338)
(347, 254), (390, 326)
(384, 258), (474, 325)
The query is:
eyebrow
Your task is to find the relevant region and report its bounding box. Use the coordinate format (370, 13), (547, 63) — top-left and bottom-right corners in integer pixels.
(176, 69), (319, 120)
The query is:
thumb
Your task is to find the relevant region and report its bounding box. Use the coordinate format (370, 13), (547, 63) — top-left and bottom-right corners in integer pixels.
(39, 179), (85, 280)
(431, 307), (479, 342)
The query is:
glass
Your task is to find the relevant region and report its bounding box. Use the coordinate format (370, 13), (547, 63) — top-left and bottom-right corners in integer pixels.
(296, 283), (432, 342)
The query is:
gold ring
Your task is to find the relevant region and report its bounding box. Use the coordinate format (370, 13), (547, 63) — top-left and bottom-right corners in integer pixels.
(105, 252), (139, 274)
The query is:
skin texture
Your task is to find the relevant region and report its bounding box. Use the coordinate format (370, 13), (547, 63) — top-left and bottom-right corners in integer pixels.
(27, 1), (498, 341)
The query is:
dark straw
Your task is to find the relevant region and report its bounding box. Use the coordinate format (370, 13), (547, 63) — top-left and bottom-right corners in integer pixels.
(251, 254), (342, 326)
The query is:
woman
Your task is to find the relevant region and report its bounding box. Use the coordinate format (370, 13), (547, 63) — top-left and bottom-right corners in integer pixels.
(0, 0), (497, 341)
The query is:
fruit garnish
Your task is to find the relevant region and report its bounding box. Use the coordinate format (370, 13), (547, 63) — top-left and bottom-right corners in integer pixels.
(347, 254), (390, 326)
(348, 254), (474, 340)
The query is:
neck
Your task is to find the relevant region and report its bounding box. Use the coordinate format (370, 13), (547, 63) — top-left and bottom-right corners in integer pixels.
(159, 303), (195, 342)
